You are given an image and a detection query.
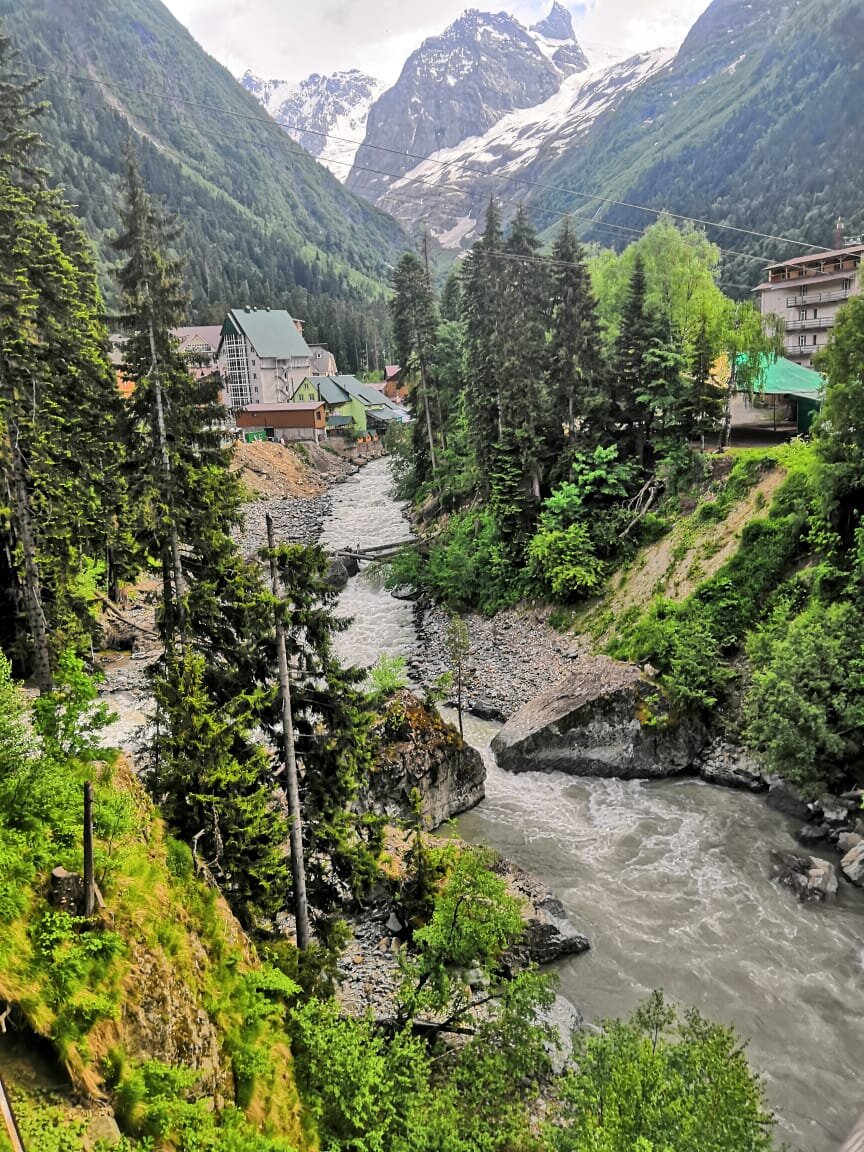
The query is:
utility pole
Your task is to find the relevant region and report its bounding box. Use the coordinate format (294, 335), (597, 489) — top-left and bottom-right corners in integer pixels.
(83, 782), (95, 917)
(266, 514), (310, 950)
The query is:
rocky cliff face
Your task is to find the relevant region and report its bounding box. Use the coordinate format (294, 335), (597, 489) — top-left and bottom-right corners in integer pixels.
(240, 68), (384, 179)
(491, 657), (705, 779)
(347, 5), (588, 201)
(362, 692), (486, 829)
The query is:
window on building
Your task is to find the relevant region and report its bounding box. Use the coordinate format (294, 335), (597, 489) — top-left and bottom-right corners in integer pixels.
(800, 284), (808, 298)
(799, 309), (807, 321)
(813, 335), (818, 346)
(798, 334), (808, 347)
(812, 309), (818, 319)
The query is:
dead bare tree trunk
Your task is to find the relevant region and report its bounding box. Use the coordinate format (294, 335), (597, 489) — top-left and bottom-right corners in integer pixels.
(83, 782), (95, 917)
(266, 513), (310, 951)
(145, 301), (185, 643)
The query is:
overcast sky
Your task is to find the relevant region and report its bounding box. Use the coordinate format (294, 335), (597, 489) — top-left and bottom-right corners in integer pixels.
(162, 0), (709, 84)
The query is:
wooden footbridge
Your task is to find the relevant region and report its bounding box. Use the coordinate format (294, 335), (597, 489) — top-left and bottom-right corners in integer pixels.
(338, 538), (418, 563)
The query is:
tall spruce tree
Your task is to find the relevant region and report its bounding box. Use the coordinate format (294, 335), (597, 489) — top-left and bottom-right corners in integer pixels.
(114, 149), (218, 644)
(462, 199), (505, 489)
(489, 207), (551, 545)
(547, 219), (608, 473)
(611, 255), (664, 468)
(390, 253), (439, 482)
(0, 33), (126, 686)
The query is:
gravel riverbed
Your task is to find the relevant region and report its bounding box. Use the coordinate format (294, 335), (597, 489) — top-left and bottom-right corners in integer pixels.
(411, 603), (588, 720)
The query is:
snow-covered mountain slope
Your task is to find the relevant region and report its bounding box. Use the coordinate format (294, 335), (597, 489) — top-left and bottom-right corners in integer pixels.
(384, 47), (675, 246)
(241, 69), (384, 179)
(346, 4), (589, 200)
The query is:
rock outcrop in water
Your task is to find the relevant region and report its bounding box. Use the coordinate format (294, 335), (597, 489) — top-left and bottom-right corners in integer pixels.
(491, 657), (704, 779)
(361, 692), (486, 829)
(773, 851), (838, 901)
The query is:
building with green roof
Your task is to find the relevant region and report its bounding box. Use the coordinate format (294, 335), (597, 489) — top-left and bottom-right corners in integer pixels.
(293, 374), (412, 435)
(732, 356), (824, 437)
(218, 307), (313, 411)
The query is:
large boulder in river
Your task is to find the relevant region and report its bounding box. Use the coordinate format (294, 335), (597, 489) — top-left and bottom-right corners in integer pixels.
(360, 692), (485, 830)
(491, 657), (704, 779)
(765, 778), (810, 820)
(840, 841), (864, 886)
(773, 851), (838, 901)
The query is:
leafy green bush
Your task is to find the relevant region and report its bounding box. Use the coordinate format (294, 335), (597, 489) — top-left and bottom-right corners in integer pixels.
(528, 520), (605, 599)
(366, 654), (408, 698)
(549, 992), (774, 1152)
(744, 597), (864, 793)
(32, 649), (116, 762)
(389, 508), (525, 615)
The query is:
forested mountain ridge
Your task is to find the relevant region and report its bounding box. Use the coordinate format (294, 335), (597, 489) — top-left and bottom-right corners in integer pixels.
(0, 0), (404, 338)
(530, 0), (864, 282)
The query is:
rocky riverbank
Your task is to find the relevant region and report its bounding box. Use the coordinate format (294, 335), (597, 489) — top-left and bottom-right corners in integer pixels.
(411, 603), (587, 720)
(337, 838), (590, 1021)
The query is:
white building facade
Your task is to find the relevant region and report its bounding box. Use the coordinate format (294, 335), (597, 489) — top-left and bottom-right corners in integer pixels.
(218, 307), (314, 412)
(756, 243), (864, 369)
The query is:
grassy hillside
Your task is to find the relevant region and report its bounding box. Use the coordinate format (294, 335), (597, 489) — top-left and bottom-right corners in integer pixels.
(533, 0), (864, 289)
(0, 0), (403, 338)
(0, 683), (308, 1151)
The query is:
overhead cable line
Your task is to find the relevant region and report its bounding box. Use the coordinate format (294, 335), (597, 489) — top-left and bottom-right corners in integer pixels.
(40, 86), (776, 269)
(26, 64), (830, 254)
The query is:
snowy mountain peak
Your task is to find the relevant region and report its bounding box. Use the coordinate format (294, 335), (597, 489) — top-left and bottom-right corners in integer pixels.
(346, 5), (592, 199)
(241, 69), (384, 181)
(531, 2), (576, 42)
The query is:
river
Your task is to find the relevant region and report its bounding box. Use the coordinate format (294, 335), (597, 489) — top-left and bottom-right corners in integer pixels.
(324, 458), (864, 1152)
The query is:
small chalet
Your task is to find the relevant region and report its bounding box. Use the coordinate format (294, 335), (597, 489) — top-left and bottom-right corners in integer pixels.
(235, 402), (326, 443)
(293, 374), (410, 435)
(173, 326), (225, 380)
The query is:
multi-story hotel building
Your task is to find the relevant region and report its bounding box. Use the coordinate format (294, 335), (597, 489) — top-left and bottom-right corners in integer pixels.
(756, 241), (864, 368)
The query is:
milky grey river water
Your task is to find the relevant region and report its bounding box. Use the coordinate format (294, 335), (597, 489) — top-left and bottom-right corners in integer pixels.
(326, 459), (864, 1152)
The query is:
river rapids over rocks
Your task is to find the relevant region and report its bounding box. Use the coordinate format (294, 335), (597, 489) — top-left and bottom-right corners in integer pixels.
(99, 457), (864, 1150)
(327, 459), (864, 1152)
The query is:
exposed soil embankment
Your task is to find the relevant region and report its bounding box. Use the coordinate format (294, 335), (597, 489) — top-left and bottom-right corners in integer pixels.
(231, 439), (353, 498)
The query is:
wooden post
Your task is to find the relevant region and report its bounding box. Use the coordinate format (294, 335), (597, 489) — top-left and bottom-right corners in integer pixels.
(0, 1073), (25, 1152)
(83, 782), (95, 918)
(266, 514), (310, 950)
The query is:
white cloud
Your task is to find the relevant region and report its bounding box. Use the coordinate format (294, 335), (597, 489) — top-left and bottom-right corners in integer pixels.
(163, 0), (710, 83)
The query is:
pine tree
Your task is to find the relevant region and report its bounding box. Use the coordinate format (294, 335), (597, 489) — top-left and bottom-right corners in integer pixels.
(439, 268), (463, 322)
(547, 219), (608, 474)
(611, 254), (662, 468)
(497, 207), (551, 510)
(462, 199), (505, 489)
(390, 252), (439, 482)
(0, 36), (126, 686)
(114, 149), (238, 646)
(152, 652), (290, 928)
(267, 542), (383, 930)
